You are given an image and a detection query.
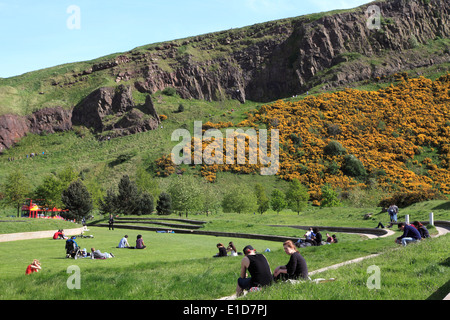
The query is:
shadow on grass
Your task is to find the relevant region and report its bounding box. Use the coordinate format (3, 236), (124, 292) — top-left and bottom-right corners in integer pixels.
(432, 201), (450, 211)
(426, 279), (450, 300)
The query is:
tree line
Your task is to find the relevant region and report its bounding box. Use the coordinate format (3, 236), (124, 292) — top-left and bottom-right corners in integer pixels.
(1, 167), (342, 222)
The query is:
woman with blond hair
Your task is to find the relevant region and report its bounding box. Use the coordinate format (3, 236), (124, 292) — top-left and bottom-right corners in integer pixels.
(273, 240), (308, 281)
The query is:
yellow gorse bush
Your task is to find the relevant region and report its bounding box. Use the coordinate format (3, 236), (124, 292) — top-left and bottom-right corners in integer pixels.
(155, 74), (450, 199)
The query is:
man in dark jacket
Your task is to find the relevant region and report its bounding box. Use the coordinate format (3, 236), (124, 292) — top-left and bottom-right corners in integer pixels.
(396, 222), (421, 246)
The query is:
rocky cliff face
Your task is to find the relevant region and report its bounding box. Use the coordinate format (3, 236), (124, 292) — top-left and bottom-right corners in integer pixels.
(86, 0), (449, 102)
(72, 84), (160, 139)
(0, 0), (448, 152)
(0, 86), (160, 152)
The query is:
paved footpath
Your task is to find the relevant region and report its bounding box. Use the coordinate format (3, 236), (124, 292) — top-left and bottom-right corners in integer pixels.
(0, 226), (86, 242)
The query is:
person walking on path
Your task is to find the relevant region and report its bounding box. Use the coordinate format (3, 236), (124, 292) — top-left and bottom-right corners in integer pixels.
(387, 204), (399, 226)
(236, 245), (273, 297)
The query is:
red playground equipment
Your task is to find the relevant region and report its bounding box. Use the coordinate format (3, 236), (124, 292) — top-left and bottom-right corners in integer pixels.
(21, 199), (68, 219)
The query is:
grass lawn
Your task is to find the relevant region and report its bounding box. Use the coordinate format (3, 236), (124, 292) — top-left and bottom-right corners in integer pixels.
(1, 200), (449, 300)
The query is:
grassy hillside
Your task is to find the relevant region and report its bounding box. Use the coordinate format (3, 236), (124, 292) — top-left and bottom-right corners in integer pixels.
(1, 74), (449, 209)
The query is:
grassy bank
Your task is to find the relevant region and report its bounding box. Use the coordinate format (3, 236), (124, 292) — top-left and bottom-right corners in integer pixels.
(0, 201), (448, 300)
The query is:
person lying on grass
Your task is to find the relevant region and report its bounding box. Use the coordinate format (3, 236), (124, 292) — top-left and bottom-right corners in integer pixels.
(90, 248), (115, 259)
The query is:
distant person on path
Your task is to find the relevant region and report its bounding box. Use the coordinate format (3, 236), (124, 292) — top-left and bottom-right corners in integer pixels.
(108, 214), (114, 231)
(273, 240), (308, 281)
(412, 221), (430, 239)
(25, 259), (41, 275)
(214, 243), (227, 257)
(236, 245), (273, 297)
(387, 204), (399, 226)
(135, 234), (147, 249)
(396, 222), (421, 246)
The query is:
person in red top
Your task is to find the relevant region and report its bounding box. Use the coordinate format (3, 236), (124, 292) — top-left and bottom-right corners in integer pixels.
(26, 259), (41, 275)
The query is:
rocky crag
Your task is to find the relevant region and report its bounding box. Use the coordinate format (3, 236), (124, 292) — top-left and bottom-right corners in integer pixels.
(0, 0), (448, 152)
(0, 85), (160, 152)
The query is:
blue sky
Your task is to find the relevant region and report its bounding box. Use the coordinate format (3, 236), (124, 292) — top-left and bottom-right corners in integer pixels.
(0, 0), (372, 78)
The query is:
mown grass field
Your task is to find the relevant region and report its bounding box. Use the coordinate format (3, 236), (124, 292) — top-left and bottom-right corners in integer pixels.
(0, 200), (448, 300)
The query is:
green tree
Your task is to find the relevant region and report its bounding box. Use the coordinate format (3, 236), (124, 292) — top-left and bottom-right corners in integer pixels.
(156, 192), (172, 216)
(286, 179), (309, 215)
(61, 179), (93, 221)
(221, 186), (257, 214)
(254, 183), (270, 215)
(1, 171), (31, 209)
(342, 154), (367, 180)
(99, 188), (118, 216)
(116, 175), (141, 215)
(137, 191), (154, 215)
(320, 184), (341, 207)
(168, 175), (203, 217)
(201, 182), (222, 215)
(270, 189), (287, 214)
(34, 166), (78, 207)
(135, 167), (160, 200)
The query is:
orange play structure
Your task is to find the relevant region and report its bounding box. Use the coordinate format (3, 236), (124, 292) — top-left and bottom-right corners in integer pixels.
(22, 199), (68, 219)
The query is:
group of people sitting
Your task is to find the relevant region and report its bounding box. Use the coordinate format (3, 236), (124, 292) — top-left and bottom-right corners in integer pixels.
(295, 227), (338, 247)
(117, 234), (147, 249)
(395, 221), (430, 246)
(214, 242), (242, 257)
(235, 240), (308, 297)
(62, 233), (147, 260)
(64, 236), (115, 259)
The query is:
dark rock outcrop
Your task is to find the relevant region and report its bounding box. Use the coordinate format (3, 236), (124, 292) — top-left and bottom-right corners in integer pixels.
(0, 87), (160, 152)
(0, 106), (72, 153)
(72, 84), (160, 135)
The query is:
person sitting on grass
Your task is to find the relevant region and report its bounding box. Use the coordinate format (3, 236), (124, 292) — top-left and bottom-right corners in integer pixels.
(236, 245), (273, 297)
(395, 222), (421, 246)
(412, 221), (430, 239)
(214, 243), (228, 257)
(54, 229), (67, 239)
(273, 240), (308, 282)
(117, 235), (131, 248)
(135, 235), (146, 249)
(227, 242), (239, 256)
(25, 259), (41, 275)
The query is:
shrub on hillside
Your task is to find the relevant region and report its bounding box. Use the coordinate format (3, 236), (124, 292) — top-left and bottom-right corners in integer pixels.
(342, 154), (367, 179)
(378, 189), (447, 208)
(324, 140), (346, 156)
